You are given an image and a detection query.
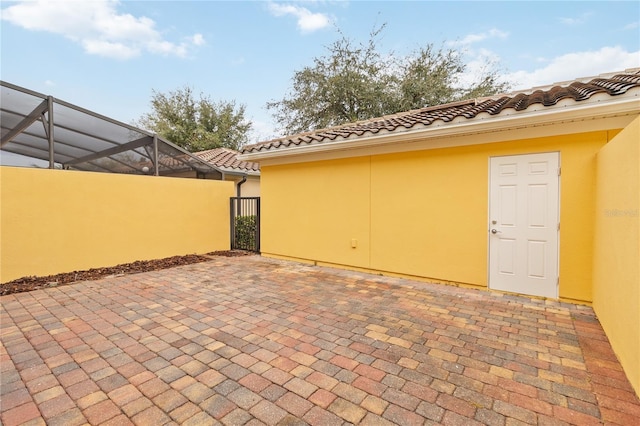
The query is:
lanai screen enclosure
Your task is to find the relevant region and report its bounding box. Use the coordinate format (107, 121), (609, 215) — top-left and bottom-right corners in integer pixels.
(0, 81), (223, 177)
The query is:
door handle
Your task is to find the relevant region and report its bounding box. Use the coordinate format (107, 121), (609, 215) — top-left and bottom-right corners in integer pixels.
(491, 229), (501, 234)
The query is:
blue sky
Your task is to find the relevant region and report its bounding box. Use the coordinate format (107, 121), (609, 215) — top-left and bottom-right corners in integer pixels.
(1, 0), (639, 143)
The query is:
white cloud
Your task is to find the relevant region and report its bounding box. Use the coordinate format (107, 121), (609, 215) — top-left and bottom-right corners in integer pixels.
(449, 28), (509, 46)
(1, 0), (205, 60)
(455, 48), (503, 89)
(82, 39), (140, 59)
(453, 45), (639, 95)
(504, 46), (640, 90)
(250, 119), (278, 142)
(623, 21), (639, 31)
(191, 33), (206, 46)
(558, 11), (594, 26)
(268, 2), (331, 33)
(558, 17), (580, 25)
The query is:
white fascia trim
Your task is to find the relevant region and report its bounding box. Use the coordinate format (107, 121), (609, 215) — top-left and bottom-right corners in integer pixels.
(239, 93), (640, 162)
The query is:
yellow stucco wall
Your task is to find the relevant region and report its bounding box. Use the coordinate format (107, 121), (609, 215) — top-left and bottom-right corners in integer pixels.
(261, 131), (610, 302)
(593, 116), (640, 396)
(0, 167), (234, 283)
(262, 157), (371, 268)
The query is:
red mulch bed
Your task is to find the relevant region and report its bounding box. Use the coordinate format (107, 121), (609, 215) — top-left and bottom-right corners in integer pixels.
(0, 250), (255, 296)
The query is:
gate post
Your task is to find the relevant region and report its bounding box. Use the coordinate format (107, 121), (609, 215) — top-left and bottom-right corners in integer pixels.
(230, 197), (236, 250)
(255, 197), (261, 252)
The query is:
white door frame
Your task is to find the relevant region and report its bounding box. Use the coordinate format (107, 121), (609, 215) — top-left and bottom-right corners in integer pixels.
(487, 152), (560, 298)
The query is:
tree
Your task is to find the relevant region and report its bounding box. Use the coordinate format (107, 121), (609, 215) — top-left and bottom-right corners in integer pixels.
(267, 25), (510, 135)
(138, 86), (252, 152)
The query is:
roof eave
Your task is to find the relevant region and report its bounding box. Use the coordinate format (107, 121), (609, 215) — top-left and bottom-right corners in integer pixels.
(238, 93), (640, 162)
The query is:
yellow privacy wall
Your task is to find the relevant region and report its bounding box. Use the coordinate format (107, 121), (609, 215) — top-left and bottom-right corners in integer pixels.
(593, 116), (640, 396)
(260, 131), (608, 302)
(0, 167), (234, 283)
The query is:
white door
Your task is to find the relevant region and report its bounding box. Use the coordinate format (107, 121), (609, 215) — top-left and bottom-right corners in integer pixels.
(489, 152), (559, 298)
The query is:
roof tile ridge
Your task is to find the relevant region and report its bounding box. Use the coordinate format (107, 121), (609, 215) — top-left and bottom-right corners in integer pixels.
(243, 100), (480, 152)
(242, 123), (368, 152)
(193, 147), (218, 156)
(242, 68), (640, 154)
(218, 147), (240, 154)
(315, 101), (478, 135)
(500, 68), (640, 97)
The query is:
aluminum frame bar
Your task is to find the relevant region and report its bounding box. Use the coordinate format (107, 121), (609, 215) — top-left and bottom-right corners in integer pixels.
(64, 136), (153, 166)
(0, 99), (48, 147)
(47, 96), (54, 168)
(153, 135), (159, 176)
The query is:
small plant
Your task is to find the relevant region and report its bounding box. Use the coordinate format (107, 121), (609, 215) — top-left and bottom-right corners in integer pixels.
(235, 215), (257, 251)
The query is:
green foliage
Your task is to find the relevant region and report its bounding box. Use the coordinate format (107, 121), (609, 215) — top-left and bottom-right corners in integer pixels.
(267, 24), (511, 135)
(234, 215), (257, 251)
(139, 86), (252, 152)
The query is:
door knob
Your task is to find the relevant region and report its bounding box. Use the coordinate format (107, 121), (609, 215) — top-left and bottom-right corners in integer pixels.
(491, 229), (500, 234)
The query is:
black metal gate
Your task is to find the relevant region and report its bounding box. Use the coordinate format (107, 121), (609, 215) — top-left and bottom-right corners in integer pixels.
(230, 197), (260, 252)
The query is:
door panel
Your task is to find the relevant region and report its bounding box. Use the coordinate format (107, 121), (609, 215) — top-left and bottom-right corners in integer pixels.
(498, 238), (516, 274)
(489, 153), (559, 298)
(527, 240), (546, 278)
(500, 185), (517, 226)
(528, 185), (547, 227)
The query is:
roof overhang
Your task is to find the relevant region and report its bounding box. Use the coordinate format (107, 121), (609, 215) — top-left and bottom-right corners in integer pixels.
(239, 88), (640, 165)
(0, 81), (224, 177)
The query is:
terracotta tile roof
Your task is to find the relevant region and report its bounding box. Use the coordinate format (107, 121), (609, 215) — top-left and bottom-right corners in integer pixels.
(242, 68), (640, 155)
(194, 147), (260, 173)
(132, 147), (259, 175)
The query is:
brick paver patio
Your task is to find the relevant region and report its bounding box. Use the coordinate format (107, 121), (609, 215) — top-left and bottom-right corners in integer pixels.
(1, 255), (639, 425)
